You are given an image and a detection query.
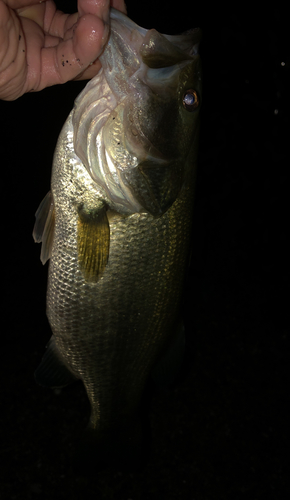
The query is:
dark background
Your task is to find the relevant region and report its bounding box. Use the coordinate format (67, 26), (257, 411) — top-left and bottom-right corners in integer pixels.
(0, 1), (288, 498)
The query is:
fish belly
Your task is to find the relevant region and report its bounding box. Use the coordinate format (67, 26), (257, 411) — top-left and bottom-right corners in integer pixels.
(46, 113), (196, 434)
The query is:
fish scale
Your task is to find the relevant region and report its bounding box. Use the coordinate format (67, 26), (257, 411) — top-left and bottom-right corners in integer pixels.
(48, 132), (194, 431)
(34, 8), (201, 457)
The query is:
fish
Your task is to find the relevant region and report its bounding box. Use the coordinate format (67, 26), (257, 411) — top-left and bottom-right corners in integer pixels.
(33, 8), (202, 468)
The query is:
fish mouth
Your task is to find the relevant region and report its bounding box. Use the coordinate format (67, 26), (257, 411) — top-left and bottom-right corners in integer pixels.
(109, 8), (201, 66)
(101, 9), (201, 98)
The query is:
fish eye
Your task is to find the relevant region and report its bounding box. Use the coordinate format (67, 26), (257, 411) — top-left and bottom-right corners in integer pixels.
(183, 89), (199, 111)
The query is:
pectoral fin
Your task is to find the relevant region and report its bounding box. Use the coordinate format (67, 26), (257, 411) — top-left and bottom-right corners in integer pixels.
(77, 201), (110, 283)
(33, 191), (55, 265)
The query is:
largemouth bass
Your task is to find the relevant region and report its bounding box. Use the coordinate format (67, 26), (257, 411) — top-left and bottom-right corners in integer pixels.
(33, 8), (201, 466)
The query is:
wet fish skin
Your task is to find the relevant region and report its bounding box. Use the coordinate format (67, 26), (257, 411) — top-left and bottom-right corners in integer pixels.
(34, 8), (201, 452)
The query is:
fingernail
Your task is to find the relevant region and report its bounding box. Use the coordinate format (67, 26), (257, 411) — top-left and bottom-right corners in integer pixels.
(101, 3), (110, 25)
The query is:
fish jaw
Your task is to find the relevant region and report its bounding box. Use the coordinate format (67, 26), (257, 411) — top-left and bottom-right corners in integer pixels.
(72, 8), (202, 216)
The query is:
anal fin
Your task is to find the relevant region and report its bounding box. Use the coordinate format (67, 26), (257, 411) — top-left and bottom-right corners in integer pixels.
(34, 336), (78, 388)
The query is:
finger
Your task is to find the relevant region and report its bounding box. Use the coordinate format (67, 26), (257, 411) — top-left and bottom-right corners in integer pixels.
(16, 1), (46, 27)
(0, 3), (27, 100)
(4, 0), (44, 9)
(75, 0), (127, 80)
(39, 1), (127, 83)
(43, 34), (61, 48)
(73, 58), (102, 81)
(111, 0), (127, 14)
(78, 0), (110, 23)
(33, 13), (106, 90)
(73, 0), (127, 81)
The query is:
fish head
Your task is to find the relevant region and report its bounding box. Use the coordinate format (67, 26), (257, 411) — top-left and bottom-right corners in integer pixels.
(73, 9), (202, 216)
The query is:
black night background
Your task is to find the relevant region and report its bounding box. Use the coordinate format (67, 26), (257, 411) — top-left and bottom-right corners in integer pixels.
(0, 1), (288, 498)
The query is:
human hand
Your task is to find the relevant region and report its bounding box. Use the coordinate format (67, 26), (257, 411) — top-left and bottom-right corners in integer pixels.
(0, 0), (126, 100)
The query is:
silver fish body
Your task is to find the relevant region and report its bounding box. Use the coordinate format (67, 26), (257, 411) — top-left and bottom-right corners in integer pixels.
(34, 9), (201, 452)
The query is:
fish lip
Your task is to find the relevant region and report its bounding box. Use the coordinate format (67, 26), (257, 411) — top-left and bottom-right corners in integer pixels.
(108, 9), (201, 66)
(110, 8), (202, 48)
